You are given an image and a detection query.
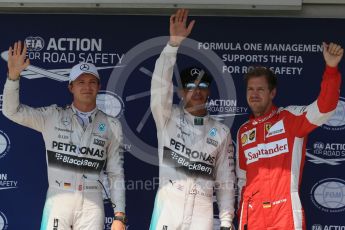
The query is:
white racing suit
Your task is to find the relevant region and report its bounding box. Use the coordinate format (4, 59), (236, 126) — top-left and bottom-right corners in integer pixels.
(149, 44), (235, 230)
(2, 79), (125, 230)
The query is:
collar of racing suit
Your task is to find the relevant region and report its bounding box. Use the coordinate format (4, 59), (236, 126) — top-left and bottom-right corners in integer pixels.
(70, 104), (98, 122)
(249, 105), (278, 126)
(182, 107), (210, 125)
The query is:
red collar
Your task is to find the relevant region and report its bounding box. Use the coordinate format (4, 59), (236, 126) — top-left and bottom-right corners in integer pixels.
(249, 105), (278, 125)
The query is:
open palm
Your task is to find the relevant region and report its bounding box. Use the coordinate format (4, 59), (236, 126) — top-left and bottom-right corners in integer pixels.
(8, 41), (30, 80)
(169, 9), (195, 46)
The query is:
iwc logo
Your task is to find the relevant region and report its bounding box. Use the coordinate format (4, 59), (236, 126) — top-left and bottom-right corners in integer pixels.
(0, 130), (11, 160)
(96, 90), (124, 118)
(322, 97), (345, 131)
(311, 178), (345, 213)
(0, 211), (8, 230)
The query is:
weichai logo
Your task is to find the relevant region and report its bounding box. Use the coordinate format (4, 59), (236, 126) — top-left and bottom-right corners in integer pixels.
(244, 138), (289, 164)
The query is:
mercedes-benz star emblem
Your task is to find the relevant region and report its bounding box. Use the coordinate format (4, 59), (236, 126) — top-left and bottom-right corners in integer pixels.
(190, 68), (200, 77)
(80, 63), (90, 71)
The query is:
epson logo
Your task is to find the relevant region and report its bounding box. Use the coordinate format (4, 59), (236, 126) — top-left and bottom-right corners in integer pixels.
(311, 178), (345, 213)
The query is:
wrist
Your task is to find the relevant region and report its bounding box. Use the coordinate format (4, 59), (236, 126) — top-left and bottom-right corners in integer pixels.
(168, 40), (180, 47)
(114, 213), (127, 225)
(7, 73), (19, 81)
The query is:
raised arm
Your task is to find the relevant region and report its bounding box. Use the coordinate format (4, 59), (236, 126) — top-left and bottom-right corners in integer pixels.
(150, 9), (195, 129)
(288, 42), (343, 136)
(2, 41), (50, 132)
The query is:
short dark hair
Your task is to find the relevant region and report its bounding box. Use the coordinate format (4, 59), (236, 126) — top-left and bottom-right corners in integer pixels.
(180, 67), (213, 87)
(244, 66), (277, 91)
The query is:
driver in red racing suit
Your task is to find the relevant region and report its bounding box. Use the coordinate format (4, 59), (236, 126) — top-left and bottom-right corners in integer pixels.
(236, 42), (343, 230)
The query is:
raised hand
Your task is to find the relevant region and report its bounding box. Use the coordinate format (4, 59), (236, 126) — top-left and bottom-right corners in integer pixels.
(7, 40), (30, 80)
(169, 9), (195, 46)
(323, 42), (344, 68)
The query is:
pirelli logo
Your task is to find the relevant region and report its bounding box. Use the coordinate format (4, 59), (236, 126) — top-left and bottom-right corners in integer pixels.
(244, 138), (289, 164)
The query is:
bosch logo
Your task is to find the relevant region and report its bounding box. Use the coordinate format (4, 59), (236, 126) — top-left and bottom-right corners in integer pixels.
(25, 36), (45, 51)
(0, 211), (8, 230)
(311, 178), (345, 212)
(80, 63), (90, 71)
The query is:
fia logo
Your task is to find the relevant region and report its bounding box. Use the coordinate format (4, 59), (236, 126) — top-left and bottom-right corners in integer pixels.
(25, 36), (45, 51)
(312, 225), (322, 230)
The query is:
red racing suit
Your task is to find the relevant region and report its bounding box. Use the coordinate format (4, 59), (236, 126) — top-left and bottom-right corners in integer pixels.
(236, 66), (341, 230)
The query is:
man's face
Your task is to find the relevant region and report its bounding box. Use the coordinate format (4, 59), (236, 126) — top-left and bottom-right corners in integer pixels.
(181, 80), (210, 112)
(68, 73), (100, 105)
(246, 76), (276, 117)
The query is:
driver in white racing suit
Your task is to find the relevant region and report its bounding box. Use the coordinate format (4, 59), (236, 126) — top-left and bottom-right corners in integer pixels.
(149, 9), (235, 230)
(2, 41), (126, 230)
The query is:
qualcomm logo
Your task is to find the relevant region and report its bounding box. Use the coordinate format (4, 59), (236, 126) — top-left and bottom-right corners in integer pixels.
(323, 97), (345, 131)
(0, 174), (18, 191)
(0, 130), (10, 160)
(312, 224), (345, 230)
(307, 141), (345, 165)
(0, 211), (8, 230)
(96, 90), (124, 118)
(311, 178), (345, 213)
